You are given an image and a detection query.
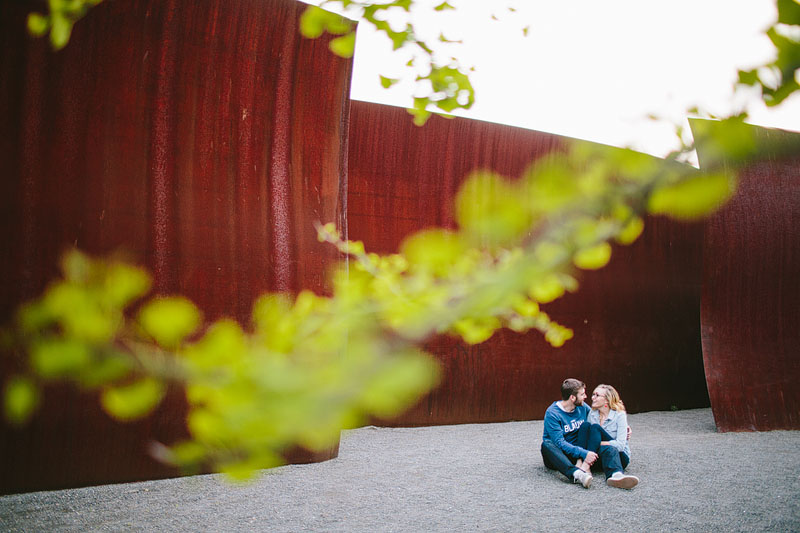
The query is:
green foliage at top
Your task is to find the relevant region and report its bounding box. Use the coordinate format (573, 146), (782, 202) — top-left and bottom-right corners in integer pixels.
(138, 297), (202, 350)
(300, 6), (357, 57)
(27, 0), (104, 50)
(298, 0), (477, 124)
(737, 0), (800, 106)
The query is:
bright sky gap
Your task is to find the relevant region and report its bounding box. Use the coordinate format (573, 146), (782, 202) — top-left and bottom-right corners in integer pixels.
(303, 0), (800, 164)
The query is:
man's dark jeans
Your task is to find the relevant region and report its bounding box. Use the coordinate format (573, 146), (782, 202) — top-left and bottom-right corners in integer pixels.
(541, 439), (580, 481)
(541, 421), (628, 481)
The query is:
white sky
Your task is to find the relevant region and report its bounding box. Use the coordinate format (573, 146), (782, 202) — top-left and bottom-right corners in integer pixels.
(306, 0), (800, 160)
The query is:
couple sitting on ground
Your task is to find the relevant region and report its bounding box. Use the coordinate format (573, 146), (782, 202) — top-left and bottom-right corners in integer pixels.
(541, 378), (640, 490)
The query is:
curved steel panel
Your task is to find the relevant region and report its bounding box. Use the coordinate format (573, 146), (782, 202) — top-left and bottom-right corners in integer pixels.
(0, 0), (351, 493)
(695, 121), (800, 432)
(348, 102), (709, 426)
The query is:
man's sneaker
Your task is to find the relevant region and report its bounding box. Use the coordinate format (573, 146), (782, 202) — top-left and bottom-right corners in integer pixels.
(573, 469), (592, 488)
(606, 471), (639, 489)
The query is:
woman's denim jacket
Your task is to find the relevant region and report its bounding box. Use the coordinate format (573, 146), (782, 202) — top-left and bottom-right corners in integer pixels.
(587, 408), (631, 458)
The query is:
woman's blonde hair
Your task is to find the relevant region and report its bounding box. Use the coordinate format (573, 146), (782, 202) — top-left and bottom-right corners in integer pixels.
(596, 384), (626, 412)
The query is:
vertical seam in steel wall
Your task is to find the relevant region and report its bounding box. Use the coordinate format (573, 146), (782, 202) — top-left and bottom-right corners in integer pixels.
(148, 0), (180, 292)
(268, 20), (298, 293)
(338, 23), (356, 245)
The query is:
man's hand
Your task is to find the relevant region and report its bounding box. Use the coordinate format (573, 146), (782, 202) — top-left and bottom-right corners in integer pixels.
(584, 451), (599, 465)
(627, 426), (632, 441)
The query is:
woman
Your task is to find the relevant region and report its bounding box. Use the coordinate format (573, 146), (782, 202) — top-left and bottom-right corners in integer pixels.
(575, 384), (638, 489)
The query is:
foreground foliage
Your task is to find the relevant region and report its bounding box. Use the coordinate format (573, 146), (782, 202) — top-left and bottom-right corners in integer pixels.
(7, 0), (798, 480)
(3, 128), (750, 477)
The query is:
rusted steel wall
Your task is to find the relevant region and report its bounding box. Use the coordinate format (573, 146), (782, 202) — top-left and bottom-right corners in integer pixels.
(696, 121), (800, 432)
(0, 0), (351, 494)
(348, 102), (709, 426)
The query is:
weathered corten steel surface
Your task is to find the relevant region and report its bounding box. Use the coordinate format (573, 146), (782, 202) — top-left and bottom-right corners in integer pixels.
(0, 0), (351, 494)
(695, 121), (800, 432)
(348, 101), (709, 426)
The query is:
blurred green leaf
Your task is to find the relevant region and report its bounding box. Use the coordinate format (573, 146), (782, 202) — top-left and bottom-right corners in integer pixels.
(49, 13), (73, 50)
(512, 298), (540, 318)
(17, 301), (53, 334)
(380, 75), (399, 88)
(187, 408), (224, 443)
(43, 282), (88, 318)
(453, 316), (500, 344)
(76, 352), (133, 388)
(456, 172), (531, 246)
(387, 29), (411, 50)
(300, 5), (353, 39)
(4, 376), (39, 425)
(329, 31), (356, 58)
(401, 229), (465, 276)
(572, 218), (616, 249)
(252, 294), (292, 332)
(169, 441), (207, 468)
(544, 322), (574, 348)
(326, 10), (355, 35)
(105, 262), (151, 308)
(528, 274), (565, 304)
(777, 0), (800, 24)
(100, 378), (165, 421)
(573, 242), (612, 270)
(296, 413), (349, 451)
(691, 117), (758, 164)
(219, 451), (284, 482)
(426, 65), (475, 109)
(392, 0), (413, 12)
(358, 351), (439, 417)
(534, 241), (568, 265)
(31, 338), (91, 378)
(408, 99), (432, 126)
(522, 156), (580, 213)
(609, 147), (661, 182)
(615, 217), (645, 245)
(66, 307), (117, 343)
(252, 294), (296, 353)
(738, 68), (759, 86)
(648, 172), (735, 220)
(138, 297), (201, 349)
(436, 96), (460, 113)
(184, 319), (247, 371)
(765, 78), (800, 106)
(299, 6), (328, 38)
(41, 282), (117, 343)
(27, 13), (50, 36)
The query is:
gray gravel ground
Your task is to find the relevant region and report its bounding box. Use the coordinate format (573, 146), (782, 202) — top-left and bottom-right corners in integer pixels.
(1, 408), (799, 532)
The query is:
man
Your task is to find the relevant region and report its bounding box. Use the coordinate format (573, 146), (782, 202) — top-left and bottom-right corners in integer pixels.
(541, 378), (638, 489)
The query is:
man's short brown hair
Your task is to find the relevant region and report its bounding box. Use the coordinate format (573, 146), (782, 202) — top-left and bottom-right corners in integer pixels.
(561, 378), (585, 400)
